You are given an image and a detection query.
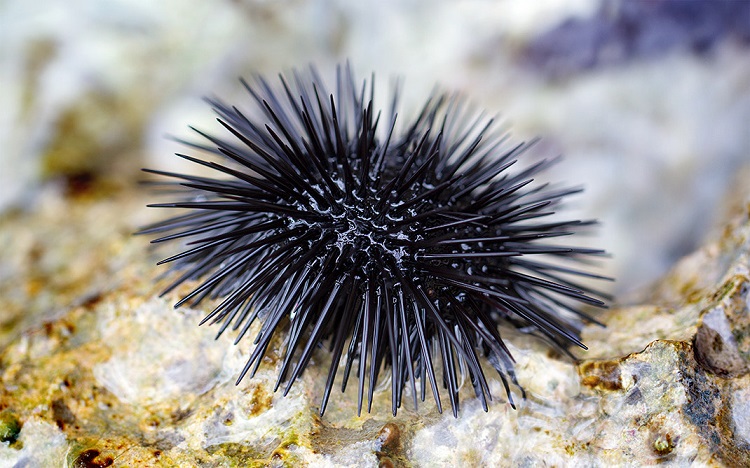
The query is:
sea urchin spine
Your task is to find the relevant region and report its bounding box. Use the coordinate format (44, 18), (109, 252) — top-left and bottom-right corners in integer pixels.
(140, 65), (610, 417)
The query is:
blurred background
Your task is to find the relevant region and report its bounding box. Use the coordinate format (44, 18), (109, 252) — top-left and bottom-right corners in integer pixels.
(1, 0), (749, 299)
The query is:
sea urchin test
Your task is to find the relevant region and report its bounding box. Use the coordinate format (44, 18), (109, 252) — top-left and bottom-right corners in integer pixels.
(140, 65), (610, 417)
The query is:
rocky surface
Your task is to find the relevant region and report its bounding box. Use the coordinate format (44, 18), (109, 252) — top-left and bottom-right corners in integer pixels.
(0, 168), (748, 466)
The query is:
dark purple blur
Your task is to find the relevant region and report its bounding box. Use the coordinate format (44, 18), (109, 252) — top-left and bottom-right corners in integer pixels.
(524, 0), (750, 76)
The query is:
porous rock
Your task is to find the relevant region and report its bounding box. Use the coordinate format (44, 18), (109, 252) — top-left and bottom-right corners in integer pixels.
(0, 168), (748, 466)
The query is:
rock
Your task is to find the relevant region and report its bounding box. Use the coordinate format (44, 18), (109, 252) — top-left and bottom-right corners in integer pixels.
(1, 172), (749, 465)
(695, 280), (750, 378)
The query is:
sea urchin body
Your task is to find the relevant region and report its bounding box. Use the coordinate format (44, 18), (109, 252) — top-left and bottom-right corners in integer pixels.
(140, 65), (609, 417)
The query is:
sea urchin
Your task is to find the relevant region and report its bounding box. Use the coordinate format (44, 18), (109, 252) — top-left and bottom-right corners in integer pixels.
(140, 65), (609, 417)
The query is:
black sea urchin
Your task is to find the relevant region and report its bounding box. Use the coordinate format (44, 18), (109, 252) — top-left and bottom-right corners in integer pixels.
(140, 65), (610, 417)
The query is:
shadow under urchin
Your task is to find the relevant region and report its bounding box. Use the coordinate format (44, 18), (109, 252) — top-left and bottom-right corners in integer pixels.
(139, 64), (611, 417)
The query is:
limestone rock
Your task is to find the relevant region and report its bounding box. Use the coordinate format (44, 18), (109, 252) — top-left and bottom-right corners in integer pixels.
(0, 170), (749, 465)
(694, 279), (750, 378)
